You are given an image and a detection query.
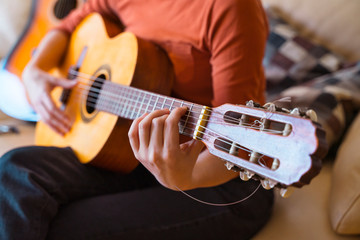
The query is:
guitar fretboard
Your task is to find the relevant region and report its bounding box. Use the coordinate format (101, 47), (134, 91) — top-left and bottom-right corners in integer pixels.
(96, 81), (206, 138)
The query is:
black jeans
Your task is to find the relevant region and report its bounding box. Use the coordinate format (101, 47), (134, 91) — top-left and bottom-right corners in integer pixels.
(0, 146), (273, 240)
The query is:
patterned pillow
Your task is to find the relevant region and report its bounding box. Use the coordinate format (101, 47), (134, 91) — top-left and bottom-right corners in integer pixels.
(264, 7), (346, 100)
(274, 63), (360, 148)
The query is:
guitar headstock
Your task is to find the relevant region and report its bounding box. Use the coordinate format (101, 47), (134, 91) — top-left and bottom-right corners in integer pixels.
(202, 101), (328, 197)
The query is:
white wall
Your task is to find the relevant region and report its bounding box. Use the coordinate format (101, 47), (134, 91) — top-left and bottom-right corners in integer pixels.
(0, 0), (31, 58)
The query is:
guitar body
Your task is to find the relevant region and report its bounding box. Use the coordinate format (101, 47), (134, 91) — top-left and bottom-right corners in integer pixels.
(36, 14), (174, 173)
(0, 0), (84, 121)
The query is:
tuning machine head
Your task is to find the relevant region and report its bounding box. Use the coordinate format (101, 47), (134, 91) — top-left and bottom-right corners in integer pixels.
(279, 187), (295, 198)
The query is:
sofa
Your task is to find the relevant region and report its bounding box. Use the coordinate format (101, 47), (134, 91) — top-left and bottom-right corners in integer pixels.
(0, 0), (360, 239)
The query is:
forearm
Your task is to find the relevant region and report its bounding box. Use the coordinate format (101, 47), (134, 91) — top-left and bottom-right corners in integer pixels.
(22, 29), (76, 136)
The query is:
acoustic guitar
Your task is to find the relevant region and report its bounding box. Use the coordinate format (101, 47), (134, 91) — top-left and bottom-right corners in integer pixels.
(35, 13), (328, 194)
(0, 0), (84, 121)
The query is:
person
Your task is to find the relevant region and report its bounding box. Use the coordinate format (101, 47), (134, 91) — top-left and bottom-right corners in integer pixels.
(0, 0), (274, 239)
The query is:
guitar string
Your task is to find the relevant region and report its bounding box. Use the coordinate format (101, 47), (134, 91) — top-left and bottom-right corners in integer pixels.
(68, 84), (284, 136)
(71, 69), (288, 136)
(57, 70), (286, 160)
(66, 83), (274, 159)
(69, 69), (284, 130)
(174, 183), (261, 207)
(66, 70), (285, 135)
(69, 81), (281, 175)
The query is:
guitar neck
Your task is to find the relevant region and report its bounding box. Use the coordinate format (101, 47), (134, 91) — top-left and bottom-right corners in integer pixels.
(96, 81), (205, 138)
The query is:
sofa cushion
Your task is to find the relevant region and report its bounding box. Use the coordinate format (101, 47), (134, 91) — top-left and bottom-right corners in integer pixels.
(330, 111), (360, 235)
(276, 63), (360, 148)
(261, 0), (360, 62)
(264, 7), (346, 100)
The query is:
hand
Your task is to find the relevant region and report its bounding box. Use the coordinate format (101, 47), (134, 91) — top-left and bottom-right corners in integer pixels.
(128, 107), (204, 190)
(22, 64), (77, 135)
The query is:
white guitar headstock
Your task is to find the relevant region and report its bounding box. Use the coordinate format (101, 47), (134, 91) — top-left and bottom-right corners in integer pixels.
(200, 100), (328, 197)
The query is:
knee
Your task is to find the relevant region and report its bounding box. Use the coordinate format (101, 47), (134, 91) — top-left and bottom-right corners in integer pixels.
(1, 146), (32, 165)
(0, 146), (49, 179)
(0, 147), (32, 177)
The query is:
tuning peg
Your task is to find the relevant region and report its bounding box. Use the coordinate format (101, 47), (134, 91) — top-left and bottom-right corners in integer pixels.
(306, 109), (318, 122)
(279, 187), (294, 198)
(239, 170), (254, 181)
(246, 100), (255, 107)
(224, 161), (242, 172)
(263, 102), (276, 112)
(290, 108), (300, 116)
(261, 179), (277, 190)
(225, 162), (234, 171)
(239, 171), (249, 181)
(281, 108), (290, 113)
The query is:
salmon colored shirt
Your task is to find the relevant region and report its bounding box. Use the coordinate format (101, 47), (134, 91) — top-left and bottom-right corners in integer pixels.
(55, 0), (268, 107)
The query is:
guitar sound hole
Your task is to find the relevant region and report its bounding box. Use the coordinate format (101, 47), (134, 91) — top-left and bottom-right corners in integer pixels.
(86, 74), (106, 114)
(54, 0), (77, 19)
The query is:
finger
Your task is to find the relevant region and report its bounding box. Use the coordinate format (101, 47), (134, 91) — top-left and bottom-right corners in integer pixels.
(41, 93), (72, 128)
(46, 73), (78, 89)
(128, 113), (148, 152)
(181, 139), (205, 156)
(149, 114), (168, 148)
(139, 109), (170, 148)
(40, 97), (72, 133)
(164, 107), (188, 149)
(37, 104), (67, 136)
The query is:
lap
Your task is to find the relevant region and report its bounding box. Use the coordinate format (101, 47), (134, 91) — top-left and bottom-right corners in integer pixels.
(0, 146), (273, 240)
(48, 178), (273, 240)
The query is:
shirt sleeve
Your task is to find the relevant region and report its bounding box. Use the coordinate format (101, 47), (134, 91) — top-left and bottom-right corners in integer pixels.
(208, 0), (268, 107)
(53, 0), (119, 34)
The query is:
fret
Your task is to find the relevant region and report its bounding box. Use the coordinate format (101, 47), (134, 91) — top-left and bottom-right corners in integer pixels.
(169, 98), (175, 111)
(132, 92), (145, 119)
(144, 93), (152, 114)
(131, 89), (141, 120)
(160, 96), (166, 109)
(114, 85), (124, 116)
(125, 89), (136, 119)
(97, 83), (203, 137)
(125, 92), (133, 119)
(164, 97), (173, 110)
(181, 103), (193, 134)
(152, 95), (159, 112)
(120, 88), (130, 118)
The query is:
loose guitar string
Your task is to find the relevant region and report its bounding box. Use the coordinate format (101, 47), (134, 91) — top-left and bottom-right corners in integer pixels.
(174, 183), (262, 207)
(68, 70), (284, 135)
